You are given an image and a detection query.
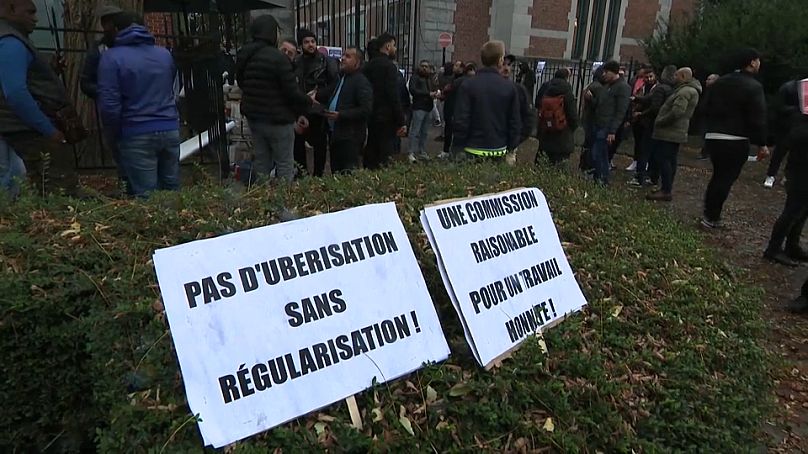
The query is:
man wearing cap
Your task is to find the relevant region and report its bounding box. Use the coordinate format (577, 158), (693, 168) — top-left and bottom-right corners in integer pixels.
(0, 0), (78, 195)
(81, 5), (129, 193)
(293, 29), (337, 177)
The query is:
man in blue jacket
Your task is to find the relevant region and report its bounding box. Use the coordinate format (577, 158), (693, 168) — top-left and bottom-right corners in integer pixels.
(0, 0), (76, 195)
(97, 13), (180, 198)
(451, 40), (521, 161)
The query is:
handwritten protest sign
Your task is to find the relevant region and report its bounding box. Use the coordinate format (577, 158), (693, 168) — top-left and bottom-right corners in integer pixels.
(420, 188), (587, 368)
(153, 203), (450, 448)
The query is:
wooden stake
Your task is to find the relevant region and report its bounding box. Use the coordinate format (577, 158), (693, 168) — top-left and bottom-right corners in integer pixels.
(345, 395), (363, 430)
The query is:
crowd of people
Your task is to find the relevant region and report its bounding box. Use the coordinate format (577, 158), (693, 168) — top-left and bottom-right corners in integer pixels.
(1, 4), (808, 309)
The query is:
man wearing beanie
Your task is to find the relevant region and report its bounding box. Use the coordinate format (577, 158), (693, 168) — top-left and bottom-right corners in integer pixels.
(701, 48), (768, 230)
(293, 28), (337, 177)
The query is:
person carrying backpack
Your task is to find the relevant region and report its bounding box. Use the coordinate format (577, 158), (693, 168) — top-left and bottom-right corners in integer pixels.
(537, 68), (578, 165)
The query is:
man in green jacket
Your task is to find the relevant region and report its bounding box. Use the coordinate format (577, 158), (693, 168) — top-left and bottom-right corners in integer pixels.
(647, 67), (702, 201)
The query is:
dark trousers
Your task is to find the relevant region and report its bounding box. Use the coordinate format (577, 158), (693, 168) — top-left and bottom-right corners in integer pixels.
(767, 173), (808, 254)
(636, 124), (655, 182)
(443, 116), (454, 154)
(654, 139), (681, 193)
(591, 128), (611, 184)
(767, 144), (789, 178)
(632, 122), (645, 161)
(294, 116), (328, 177)
(608, 123), (626, 162)
(4, 132), (78, 196)
(703, 139), (750, 222)
(330, 137), (361, 174)
(364, 122), (395, 169)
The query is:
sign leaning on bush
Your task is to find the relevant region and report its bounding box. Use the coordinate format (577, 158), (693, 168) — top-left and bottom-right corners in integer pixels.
(153, 203), (450, 448)
(420, 188), (587, 368)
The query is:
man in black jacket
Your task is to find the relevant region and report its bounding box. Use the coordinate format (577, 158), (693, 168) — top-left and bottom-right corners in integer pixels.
(236, 15), (311, 182)
(316, 48), (372, 174)
(501, 63), (535, 147)
(363, 33), (406, 169)
(764, 78), (808, 266)
(630, 65), (675, 186)
(701, 48), (769, 229)
(293, 29), (338, 177)
(408, 60), (438, 162)
(536, 68), (578, 164)
(452, 41), (520, 160)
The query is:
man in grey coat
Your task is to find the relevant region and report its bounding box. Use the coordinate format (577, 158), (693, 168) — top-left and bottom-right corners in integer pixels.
(590, 60), (631, 185)
(648, 67), (702, 201)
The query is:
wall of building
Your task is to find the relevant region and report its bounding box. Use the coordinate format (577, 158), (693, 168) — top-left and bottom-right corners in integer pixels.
(416, 0), (456, 66)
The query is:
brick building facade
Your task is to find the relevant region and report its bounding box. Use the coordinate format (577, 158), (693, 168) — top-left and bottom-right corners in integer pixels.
(453, 0), (697, 64)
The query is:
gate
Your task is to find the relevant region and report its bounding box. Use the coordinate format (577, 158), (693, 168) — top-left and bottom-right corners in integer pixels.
(294, 0), (419, 74)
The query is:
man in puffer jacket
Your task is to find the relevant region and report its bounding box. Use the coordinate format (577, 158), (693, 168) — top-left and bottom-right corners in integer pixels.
(647, 67), (701, 201)
(236, 15), (312, 182)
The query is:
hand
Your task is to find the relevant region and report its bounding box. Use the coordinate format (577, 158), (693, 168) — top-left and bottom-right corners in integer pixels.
(607, 134), (616, 145)
(757, 146), (770, 161)
(49, 130), (66, 144)
(50, 53), (66, 74)
(430, 91), (438, 99)
(296, 116), (309, 129)
(624, 121), (631, 128)
(396, 126), (408, 137)
(324, 110), (339, 120)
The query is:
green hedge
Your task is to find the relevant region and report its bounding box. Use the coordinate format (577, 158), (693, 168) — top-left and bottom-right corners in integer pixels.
(0, 162), (771, 452)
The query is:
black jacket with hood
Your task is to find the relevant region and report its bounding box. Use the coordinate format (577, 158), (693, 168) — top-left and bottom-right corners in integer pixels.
(236, 16), (311, 124)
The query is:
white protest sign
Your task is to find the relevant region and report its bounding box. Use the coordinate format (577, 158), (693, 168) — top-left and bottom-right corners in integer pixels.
(153, 203), (450, 448)
(420, 188), (587, 368)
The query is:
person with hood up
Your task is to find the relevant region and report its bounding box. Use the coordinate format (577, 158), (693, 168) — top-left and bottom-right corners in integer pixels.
(646, 67), (701, 201)
(536, 68), (578, 165)
(630, 65), (676, 187)
(97, 12), (180, 198)
(236, 15), (312, 183)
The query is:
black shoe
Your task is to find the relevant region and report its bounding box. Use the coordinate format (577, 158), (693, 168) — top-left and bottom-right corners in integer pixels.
(787, 296), (808, 314)
(786, 247), (808, 262)
(764, 250), (800, 267)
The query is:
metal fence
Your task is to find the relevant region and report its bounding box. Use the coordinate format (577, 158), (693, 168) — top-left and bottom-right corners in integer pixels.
(295, 0), (419, 74)
(33, 23), (231, 172)
(514, 57), (640, 109)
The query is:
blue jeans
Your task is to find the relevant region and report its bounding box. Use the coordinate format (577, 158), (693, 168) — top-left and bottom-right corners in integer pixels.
(408, 109), (431, 156)
(0, 136), (26, 198)
(118, 130), (181, 197)
(591, 128), (610, 184)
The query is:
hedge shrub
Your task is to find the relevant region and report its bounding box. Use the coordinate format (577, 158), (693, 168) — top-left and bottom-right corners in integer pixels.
(0, 161), (770, 452)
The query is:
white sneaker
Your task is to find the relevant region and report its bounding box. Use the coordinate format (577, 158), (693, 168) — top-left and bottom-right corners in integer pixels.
(625, 161), (637, 171)
(407, 154), (417, 163)
(764, 176), (775, 188)
(747, 155), (758, 162)
(437, 152), (450, 159)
